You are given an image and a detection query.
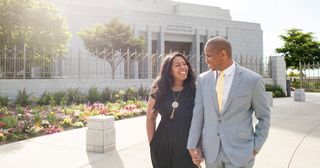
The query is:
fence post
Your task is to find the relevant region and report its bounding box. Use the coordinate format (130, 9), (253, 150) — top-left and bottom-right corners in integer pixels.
(23, 44), (26, 79)
(14, 45), (17, 78)
(4, 45), (7, 78)
(78, 49), (81, 79)
(127, 48), (130, 79)
(42, 47), (45, 78)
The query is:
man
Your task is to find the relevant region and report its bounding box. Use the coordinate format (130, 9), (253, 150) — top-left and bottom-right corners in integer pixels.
(187, 36), (271, 168)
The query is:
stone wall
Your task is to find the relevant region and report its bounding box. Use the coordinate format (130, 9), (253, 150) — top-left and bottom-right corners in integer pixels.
(0, 79), (153, 99)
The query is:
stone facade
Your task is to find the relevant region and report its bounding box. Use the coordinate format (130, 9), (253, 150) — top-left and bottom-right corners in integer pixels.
(49, 0), (263, 77)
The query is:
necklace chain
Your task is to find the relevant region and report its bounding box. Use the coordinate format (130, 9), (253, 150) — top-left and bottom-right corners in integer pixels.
(170, 89), (182, 119)
(173, 90), (182, 101)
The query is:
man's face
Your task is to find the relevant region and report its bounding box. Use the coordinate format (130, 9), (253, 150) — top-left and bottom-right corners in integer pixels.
(204, 47), (223, 71)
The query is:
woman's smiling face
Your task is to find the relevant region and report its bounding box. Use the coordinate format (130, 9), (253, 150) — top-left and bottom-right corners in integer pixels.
(170, 56), (188, 82)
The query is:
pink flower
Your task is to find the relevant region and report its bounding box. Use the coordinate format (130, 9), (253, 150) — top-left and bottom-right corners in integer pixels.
(0, 122), (6, 128)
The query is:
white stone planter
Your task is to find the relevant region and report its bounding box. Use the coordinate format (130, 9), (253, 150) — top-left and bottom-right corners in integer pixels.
(266, 92), (273, 107)
(294, 89), (305, 102)
(86, 115), (115, 153)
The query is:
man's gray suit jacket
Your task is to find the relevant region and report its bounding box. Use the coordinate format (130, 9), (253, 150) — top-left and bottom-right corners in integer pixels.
(187, 64), (271, 167)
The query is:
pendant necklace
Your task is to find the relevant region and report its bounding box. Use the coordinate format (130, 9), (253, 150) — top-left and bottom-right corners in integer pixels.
(170, 89), (182, 119)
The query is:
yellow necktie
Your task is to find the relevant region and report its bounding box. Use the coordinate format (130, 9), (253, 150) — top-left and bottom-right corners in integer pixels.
(216, 71), (224, 112)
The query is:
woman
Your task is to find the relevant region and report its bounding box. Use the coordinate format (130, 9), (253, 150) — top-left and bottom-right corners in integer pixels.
(146, 52), (197, 168)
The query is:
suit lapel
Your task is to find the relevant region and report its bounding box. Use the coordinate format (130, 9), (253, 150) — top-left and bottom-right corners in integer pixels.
(207, 71), (220, 114)
(221, 64), (244, 114)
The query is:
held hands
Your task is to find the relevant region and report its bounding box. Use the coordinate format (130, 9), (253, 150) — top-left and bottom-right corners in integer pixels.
(188, 148), (203, 168)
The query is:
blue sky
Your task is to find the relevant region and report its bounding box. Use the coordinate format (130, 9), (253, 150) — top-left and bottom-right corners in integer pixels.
(174, 0), (320, 57)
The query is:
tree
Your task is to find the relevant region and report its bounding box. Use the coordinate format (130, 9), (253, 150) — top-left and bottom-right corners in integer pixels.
(78, 18), (145, 79)
(276, 28), (320, 88)
(0, 0), (71, 78)
(276, 28), (320, 69)
(0, 0), (70, 52)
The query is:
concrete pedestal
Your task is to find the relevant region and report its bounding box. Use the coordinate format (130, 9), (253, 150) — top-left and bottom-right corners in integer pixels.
(86, 115), (115, 153)
(294, 89), (305, 102)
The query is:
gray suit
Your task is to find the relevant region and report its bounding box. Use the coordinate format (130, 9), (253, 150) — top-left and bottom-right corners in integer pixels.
(187, 64), (271, 167)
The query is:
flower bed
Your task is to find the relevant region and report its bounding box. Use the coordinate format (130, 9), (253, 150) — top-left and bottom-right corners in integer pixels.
(0, 100), (146, 145)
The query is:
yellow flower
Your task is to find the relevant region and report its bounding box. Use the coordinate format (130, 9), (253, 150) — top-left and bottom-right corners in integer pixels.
(0, 132), (4, 140)
(63, 118), (72, 126)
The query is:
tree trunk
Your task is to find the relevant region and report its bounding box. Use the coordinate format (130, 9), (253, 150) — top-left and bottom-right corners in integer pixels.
(299, 61), (303, 88)
(112, 68), (115, 79)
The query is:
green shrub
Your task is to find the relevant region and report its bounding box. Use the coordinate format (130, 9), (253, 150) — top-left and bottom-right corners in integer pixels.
(265, 84), (286, 97)
(66, 88), (85, 105)
(101, 87), (112, 103)
(87, 87), (101, 103)
(137, 85), (149, 100)
(265, 84), (273, 92)
(1, 116), (17, 129)
(38, 91), (53, 106)
(15, 89), (32, 106)
(46, 112), (58, 125)
(0, 95), (9, 106)
(125, 87), (137, 101)
(274, 90), (284, 97)
(114, 89), (126, 101)
(52, 91), (67, 106)
(291, 79), (300, 89)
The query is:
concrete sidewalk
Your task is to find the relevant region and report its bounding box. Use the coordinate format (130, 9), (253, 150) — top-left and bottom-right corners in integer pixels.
(0, 92), (320, 168)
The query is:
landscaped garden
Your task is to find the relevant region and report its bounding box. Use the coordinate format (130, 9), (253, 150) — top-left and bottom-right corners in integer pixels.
(0, 86), (149, 145)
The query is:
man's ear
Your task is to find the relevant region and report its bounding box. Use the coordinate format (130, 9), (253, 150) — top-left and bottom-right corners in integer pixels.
(220, 50), (227, 60)
(221, 50), (227, 57)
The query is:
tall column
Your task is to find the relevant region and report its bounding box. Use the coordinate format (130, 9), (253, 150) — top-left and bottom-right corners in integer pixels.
(270, 56), (287, 95)
(133, 24), (139, 38)
(192, 29), (200, 75)
(158, 25), (165, 60)
(147, 25), (152, 79)
(133, 25), (139, 79)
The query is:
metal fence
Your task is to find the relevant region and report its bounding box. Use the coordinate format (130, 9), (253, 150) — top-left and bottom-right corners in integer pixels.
(289, 62), (320, 92)
(0, 46), (271, 79)
(0, 45), (61, 79)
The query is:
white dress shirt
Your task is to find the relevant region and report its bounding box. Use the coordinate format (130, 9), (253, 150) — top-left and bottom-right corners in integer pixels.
(215, 61), (236, 111)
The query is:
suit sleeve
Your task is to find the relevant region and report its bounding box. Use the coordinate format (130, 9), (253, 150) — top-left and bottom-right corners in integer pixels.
(252, 76), (271, 153)
(187, 76), (204, 149)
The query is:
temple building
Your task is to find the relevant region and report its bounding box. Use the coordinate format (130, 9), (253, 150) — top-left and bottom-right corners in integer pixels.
(49, 0), (263, 78)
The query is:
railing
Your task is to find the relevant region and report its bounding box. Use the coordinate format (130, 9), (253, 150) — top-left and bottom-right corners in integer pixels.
(0, 46), (271, 79)
(289, 62), (320, 92)
(0, 45), (61, 79)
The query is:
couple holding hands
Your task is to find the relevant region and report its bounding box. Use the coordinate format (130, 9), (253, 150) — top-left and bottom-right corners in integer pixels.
(146, 36), (271, 168)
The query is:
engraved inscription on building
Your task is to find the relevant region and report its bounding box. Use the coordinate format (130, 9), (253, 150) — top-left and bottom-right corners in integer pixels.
(166, 24), (194, 33)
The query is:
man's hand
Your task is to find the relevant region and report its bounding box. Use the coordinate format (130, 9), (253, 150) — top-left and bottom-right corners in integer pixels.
(188, 148), (203, 167)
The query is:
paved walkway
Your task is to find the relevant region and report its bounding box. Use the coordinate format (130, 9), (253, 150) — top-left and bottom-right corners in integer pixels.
(0, 92), (320, 168)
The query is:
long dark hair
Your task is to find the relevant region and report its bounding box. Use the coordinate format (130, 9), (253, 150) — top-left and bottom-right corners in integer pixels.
(150, 52), (196, 107)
